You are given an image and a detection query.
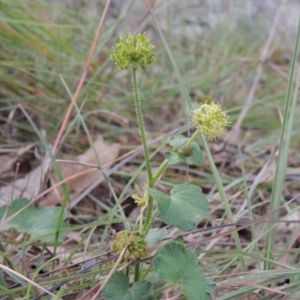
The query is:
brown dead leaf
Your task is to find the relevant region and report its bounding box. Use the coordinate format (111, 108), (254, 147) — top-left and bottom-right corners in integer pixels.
(0, 143), (37, 177)
(0, 136), (120, 208)
(0, 154), (51, 206)
(39, 136), (120, 207)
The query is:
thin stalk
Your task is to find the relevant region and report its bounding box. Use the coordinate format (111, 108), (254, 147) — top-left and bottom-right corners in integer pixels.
(152, 129), (200, 185)
(134, 263), (140, 282)
(152, 159), (168, 182)
(264, 17), (300, 270)
(131, 66), (153, 185)
(142, 198), (154, 235)
(131, 66), (153, 234)
(202, 133), (247, 271)
(186, 128), (201, 146)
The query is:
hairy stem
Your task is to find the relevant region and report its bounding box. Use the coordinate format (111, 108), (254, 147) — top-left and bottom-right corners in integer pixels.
(131, 66), (154, 235)
(134, 263), (140, 282)
(186, 128), (201, 146)
(152, 159), (168, 182)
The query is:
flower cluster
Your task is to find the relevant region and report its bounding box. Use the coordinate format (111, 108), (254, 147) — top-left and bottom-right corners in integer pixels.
(132, 184), (148, 206)
(179, 144), (193, 157)
(111, 33), (155, 70)
(111, 231), (147, 261)
(192, 102), (229, 140)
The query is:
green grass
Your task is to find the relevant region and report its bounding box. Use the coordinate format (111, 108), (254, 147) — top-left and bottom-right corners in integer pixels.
(1, 0), (300, 299)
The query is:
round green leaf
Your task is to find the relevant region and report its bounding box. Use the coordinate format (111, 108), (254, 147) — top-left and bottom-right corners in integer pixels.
(146, 183), (211, 231)
(164, 151), (185, 165)
(153, 242), (215, 300)
(166, 135), (203, 166)
(190, 142), (203, 166)
(145, 228), (167, 248)
(103, 271), (154, 300)
(0, 198), (69, 243)
(168, 135), (188, 148)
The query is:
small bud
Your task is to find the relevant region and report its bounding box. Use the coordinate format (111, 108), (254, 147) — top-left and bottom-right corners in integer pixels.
(132, 193), (147, 206)
(179, 144), (193, 157)
(111, 231), (147, 261)
(132, 186), (148, 206)
(192, 102), (229, 140)
(111, 33), (155, 70)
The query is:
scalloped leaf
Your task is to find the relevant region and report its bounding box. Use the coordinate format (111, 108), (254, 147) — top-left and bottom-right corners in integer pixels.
(103, 271), (153, 300)
(153, 242), (215, 300)
(164, 151), (186, 165)
(0, 198), (69, 243)
(146, 183), (210, 231)
(145, 228), (167, 248)
(168, 135), (188, 148)
(189, 142), (203, 166)
(166, 135), (203, 166)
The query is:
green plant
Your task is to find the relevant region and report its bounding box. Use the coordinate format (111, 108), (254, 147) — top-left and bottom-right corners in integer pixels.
(2, 2), (298, 299)
(0, 198), (69, 243)
(103, 33), (229, 300)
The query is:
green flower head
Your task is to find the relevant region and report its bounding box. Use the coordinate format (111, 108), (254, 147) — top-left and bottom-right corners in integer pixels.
(192, 102), (230, 140)
(111, 33), (155, 70)
(111, 231), (147, 262)
(179, 144), (193, 157)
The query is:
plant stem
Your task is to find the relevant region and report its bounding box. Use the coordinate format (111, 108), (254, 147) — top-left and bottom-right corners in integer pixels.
(131, 66), (153, 185)
(201, 132), (247, 271)
(134, 263), (140, 282)
(131, 66), (154, 235)
(186, 128), (201, 146)
(152, 159), (168, 182)
(153, 130), (200, 183)
(142, 198), (153, 234)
